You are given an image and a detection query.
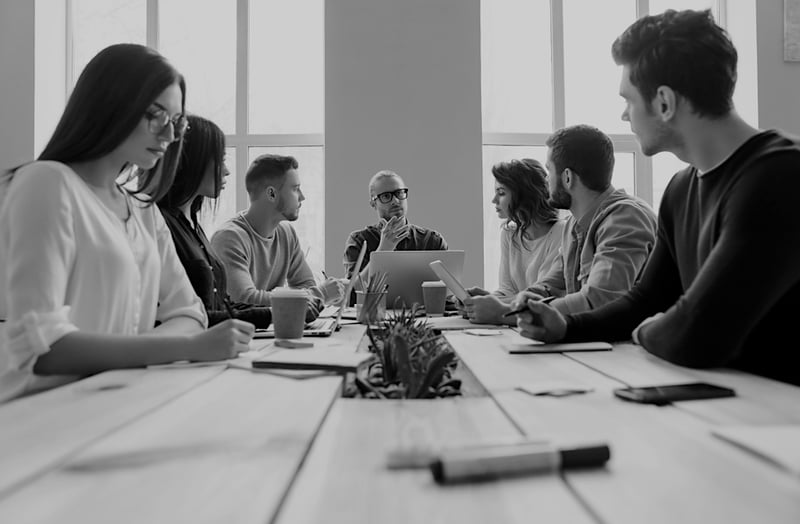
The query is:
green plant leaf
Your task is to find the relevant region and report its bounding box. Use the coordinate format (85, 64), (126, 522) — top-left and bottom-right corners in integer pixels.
(412, 350), (456, 398)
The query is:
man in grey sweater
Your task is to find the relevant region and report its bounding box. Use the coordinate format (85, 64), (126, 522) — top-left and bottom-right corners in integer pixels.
(211, 154), (344, 320)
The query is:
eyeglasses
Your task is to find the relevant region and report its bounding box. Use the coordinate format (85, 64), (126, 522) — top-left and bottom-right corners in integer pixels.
(372, 188), (409, 204)
(144, 108), (189, 140)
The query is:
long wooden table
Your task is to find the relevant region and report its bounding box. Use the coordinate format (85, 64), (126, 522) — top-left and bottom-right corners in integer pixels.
(1, 324), (798, 523)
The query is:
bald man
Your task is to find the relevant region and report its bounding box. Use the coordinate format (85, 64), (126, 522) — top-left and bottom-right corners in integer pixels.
(343, 170), (447, 283)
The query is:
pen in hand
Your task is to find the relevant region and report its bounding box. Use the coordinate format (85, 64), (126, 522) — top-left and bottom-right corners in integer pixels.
(223, 297), (236, 319)
(502, 296), (556, 317)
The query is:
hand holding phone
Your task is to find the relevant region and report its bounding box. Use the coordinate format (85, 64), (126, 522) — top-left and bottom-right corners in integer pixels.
(613, 382), (735, 406)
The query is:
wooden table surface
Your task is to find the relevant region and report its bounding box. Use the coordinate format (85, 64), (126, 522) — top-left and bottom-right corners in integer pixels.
(1, 324), (798, 523)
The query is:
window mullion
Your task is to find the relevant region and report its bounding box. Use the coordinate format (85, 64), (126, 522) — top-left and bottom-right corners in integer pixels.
(550, 0), (565, 130)
(147, 0), (158, 49)
(235, 0), (249, 212)
(65, 0), (74, 95)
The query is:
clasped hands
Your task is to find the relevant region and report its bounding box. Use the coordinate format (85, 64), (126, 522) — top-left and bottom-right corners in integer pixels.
(377, 216), (410, 251)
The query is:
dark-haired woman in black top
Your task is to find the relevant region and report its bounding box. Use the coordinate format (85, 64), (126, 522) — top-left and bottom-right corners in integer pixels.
(158, 114), (271, 328)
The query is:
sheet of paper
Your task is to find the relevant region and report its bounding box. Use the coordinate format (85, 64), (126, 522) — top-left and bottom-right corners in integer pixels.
(712, 425), (800, 476)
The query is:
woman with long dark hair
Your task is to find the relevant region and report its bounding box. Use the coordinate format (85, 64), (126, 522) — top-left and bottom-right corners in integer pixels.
(158, 114), (271, 328)
(462, 158), (565, 325)
(0, 44), (254, 402)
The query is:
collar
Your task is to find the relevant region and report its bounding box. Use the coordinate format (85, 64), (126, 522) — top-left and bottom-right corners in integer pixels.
(574, 186), (616, 234)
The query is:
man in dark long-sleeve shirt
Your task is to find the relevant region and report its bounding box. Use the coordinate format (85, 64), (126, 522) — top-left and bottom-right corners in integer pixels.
(513, 9), (800, 386)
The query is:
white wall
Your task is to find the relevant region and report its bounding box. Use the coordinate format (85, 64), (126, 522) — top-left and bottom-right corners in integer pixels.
(324, 0), (484, 285)
(757, 0), (800, 135)
(0, 0), (35, 171)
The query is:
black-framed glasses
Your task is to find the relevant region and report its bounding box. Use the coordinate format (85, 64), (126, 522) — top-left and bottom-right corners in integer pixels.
(144, 108), (189, 140)
(372, 188), (409, 204)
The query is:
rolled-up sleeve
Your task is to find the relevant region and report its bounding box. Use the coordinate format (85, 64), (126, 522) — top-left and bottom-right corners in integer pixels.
(0, 166), (81, 400)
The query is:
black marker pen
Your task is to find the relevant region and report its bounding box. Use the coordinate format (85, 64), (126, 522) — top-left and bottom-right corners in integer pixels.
(430, 441), (610, 484)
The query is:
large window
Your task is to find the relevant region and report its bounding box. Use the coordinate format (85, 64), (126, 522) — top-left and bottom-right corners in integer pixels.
(34, 0), (325, 272)
(480, 0), (757, 290)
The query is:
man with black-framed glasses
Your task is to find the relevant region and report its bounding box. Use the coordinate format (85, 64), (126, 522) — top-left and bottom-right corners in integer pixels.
(343, 170), (447, 286)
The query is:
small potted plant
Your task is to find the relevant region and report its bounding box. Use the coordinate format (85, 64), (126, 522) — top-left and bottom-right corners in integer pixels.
(351, 305), (462, 399)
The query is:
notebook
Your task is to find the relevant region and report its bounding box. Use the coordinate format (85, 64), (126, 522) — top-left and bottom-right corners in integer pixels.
(369, 250), (465, 309)
(251, 348), (375, 373)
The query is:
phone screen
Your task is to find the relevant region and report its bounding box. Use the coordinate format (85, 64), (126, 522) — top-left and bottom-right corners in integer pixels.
(613, 382), (735, 405)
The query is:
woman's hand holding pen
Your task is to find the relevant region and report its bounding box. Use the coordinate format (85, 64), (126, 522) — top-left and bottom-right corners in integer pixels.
(189, 319), (255, 361)
(510, 291), (567, 343)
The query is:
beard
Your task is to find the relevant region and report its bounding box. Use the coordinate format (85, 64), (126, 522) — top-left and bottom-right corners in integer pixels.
(549, 177), (572, 209)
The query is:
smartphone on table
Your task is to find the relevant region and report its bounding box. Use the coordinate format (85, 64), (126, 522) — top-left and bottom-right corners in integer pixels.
(613, 382), (735, 406)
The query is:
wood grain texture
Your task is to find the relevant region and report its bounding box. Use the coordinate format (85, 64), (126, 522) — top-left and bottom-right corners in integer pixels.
(0, 370), (343, 524)
(0, 367), (225, 498)
(494, 389), (800, 524)
(275, 398), (596, 524)
(570, 344), (800, 425)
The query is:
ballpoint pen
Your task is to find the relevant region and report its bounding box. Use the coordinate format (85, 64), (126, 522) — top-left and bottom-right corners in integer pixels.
(223, 297), (236, 319)
(502, 296), (556, 317)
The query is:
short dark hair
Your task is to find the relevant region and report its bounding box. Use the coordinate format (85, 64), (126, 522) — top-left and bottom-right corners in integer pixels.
(611, 9), (737, 118)
(245, 154), (299, 195)
(158, 114), (225, 223)
(492, 159), (558, 250)
(546, 125), (615, 192)
(37, 43), (186, 204)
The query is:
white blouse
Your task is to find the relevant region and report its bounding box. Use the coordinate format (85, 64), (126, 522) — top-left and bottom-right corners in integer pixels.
(495, 220), (566, 298)
(0, 161), (206, 402)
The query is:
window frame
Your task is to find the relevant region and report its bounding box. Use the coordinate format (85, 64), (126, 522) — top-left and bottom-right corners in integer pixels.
(62, 0), (325, 218)
(480, 0), (731, 207)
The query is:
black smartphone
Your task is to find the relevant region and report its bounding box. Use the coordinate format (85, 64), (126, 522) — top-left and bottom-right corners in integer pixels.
(613, 382), (735, 405)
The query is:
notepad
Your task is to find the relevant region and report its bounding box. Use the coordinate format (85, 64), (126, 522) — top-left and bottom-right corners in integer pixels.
(251, 348), (376, 373)
(712, 425), (800, 476)
(503, 341), (612, 354)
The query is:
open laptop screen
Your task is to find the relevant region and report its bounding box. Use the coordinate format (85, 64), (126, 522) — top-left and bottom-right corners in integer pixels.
(369, 250), (465, 309)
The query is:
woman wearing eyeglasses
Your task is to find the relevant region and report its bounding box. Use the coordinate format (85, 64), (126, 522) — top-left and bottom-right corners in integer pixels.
(461, 159), (565, 325)
(157, 114), (271, 329)
(0, 44), (254, 403)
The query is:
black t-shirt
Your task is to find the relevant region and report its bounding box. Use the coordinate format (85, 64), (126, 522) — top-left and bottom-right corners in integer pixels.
(566, 130), (800, 385)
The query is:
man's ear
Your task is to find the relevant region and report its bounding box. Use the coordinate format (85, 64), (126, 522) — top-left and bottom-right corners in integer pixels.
(369, 198), (376, 209)
(654, 85), (677, 122)
(562, 168), (575, 189)
(265, 185), (277, 202)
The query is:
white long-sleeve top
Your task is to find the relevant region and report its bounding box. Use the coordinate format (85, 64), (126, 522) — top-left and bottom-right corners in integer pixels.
(494, 220), (566, 298)
(0, 161), (206, 402)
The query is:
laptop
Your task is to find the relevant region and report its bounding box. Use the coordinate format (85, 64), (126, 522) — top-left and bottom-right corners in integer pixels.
(369, 250), (465, 309)
(253, 317), (339, 338)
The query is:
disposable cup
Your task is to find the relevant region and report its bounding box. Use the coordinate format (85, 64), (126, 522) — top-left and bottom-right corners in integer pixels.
(271, 288), (308, 339)
(422, 280), (447, 315)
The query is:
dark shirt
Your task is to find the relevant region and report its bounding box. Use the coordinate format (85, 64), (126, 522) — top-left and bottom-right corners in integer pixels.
(343, 221), (448, 279)
(564, 130), (800, 386)
(159, 207), (271, 329)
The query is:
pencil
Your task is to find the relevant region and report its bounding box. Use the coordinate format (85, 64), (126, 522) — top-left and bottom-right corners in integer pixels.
(502, 296), (556, 317)
(223, 297), (236, 319)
